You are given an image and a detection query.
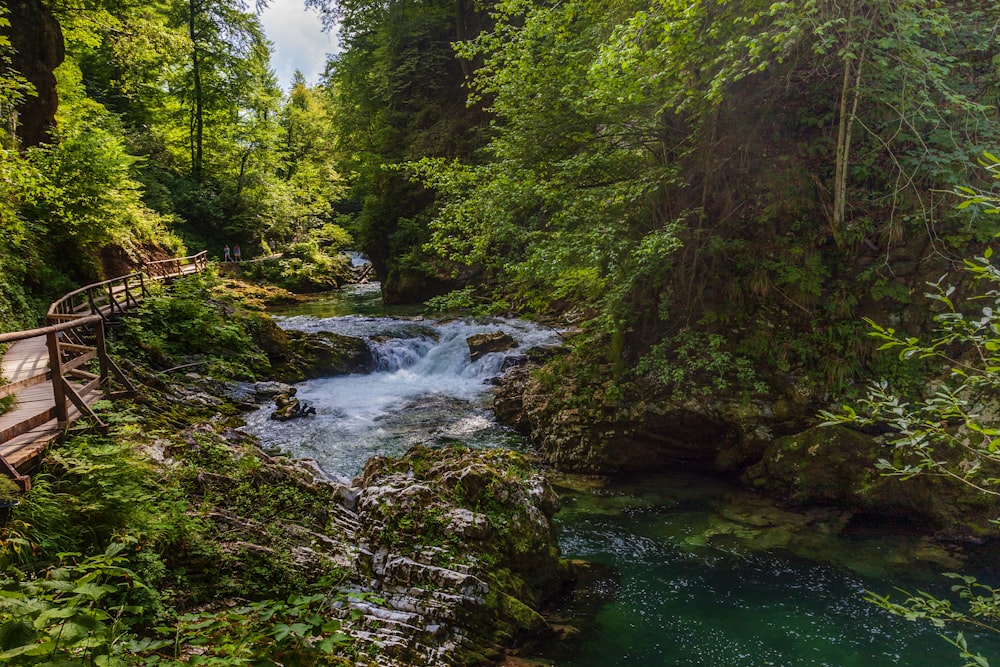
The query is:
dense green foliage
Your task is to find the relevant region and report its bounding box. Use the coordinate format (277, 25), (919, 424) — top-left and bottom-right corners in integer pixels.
(314, 0), (490, 302)
(444, 0), (995, 387)
(4, 2), (1000, 660)
(7, 0), (996, 395)
(0, 0), (354, 331)
(821, 159), (1000, 664)
(305, 0), (1000, 396)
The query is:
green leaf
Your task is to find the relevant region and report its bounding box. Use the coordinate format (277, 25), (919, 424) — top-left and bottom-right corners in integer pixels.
(72, 582), (116, 600)
(33, 606), (78, 629)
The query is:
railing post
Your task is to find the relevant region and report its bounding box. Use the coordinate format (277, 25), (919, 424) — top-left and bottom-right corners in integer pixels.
(95, 319), (111, 396)
(87, 288), (99, 317)
(109, 282), (120, 316)
(46, 331), (68, 424)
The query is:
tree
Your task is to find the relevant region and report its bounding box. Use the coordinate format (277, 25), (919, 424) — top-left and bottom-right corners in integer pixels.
(399, 0), (1000, 394)
(22, 52), (182, 281)
(271, 71), (344, 242)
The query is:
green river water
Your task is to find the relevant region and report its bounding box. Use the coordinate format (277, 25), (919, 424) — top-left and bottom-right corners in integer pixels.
(530, 471), (1000, 666)
(264, 284), (1000, 667)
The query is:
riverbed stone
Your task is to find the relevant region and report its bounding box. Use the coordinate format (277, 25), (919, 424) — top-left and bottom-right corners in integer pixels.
(494, 353), (1000, 540)
(742, 424), (878, 504)
(266, 329), (373, 382)
(467, 331), (518, 362)
(494, 362), (751, 473)
(743, 424), (1000, 536)
(253, 380), (296, 399)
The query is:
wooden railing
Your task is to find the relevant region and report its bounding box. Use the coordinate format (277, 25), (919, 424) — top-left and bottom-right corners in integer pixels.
(47, 273), (148, 324)
(0, 316), (136, 491)
(143, 250), (208, 280)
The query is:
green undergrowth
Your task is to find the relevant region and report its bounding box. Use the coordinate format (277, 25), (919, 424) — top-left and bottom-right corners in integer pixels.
(114, 271), (268, 380)
(236, 240), (354, 294)
(0, 278), (372, 665)
(0, 380), (13, 417)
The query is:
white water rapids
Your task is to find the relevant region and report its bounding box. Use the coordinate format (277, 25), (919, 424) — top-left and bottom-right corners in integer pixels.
(241, 314), (562, 476)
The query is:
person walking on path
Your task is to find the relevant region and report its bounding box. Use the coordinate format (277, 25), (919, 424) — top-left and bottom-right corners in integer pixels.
(234, 244), (242, 261)
(223, 244), (232, 262)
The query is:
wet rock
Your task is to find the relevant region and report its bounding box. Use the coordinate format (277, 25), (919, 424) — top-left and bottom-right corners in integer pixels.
(209, 381), (259, 410)
(743, 424), (877, 504)
(270, 392), (316, 421)
(683, 491), (852, 551)
(342, 446), (573, 666)
(467, 331), (518, 362)
(493, 350), (821, 476)
(500, 354), (529, 372)
(254, 381), (296, 400)
(495, 364), (743, 473)
(270, 330), (373, 382)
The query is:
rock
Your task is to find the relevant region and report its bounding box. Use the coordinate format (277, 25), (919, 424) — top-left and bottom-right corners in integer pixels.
(500, 354), (529, 372)
(270, 392), (316, 421)
(345, 446), (574, 665)
(299, 331), (373, 376)
(467, 331), (518, 362)
(494, 362), (743, 473)
(743, 424), (1000, 537)
(743, 424), (878, 505)
(209, 381), (259, 410)
(269, 330), (373, 382)
(254, 381), (296, 400)
(492, 350), (822, 475)
(4, 0), (64, 147)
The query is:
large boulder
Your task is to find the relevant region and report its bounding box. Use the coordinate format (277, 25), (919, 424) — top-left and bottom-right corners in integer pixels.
(262, 326), (373, 382)
(293, 330), (373, 376)
(743, 424), (1000, 537)
(492, 357), (999, 538)
(743, 425), (878, 504)
(493, 362), (768, 474)
(346, 446), (573, 666)
(3, 0), (64, 147)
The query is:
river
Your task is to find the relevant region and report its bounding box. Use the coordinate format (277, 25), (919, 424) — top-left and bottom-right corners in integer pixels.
(243, 282), (999, 666)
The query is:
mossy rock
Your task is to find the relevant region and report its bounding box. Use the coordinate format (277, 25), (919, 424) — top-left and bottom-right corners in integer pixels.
(743, 424), (878, 504)
(269, 330), (373, 382)
(744, 424), (1000, 536)
(353, 446), (573, 663)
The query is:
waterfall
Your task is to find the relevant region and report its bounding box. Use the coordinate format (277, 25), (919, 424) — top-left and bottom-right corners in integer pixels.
(242, 316), (560, 476)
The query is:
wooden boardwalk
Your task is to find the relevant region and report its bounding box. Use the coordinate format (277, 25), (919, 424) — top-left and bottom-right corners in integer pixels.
(0, 251), (208, 489)
(0, 337), (65, 471)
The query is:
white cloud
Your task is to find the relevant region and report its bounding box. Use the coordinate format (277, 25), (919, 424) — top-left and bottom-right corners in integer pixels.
(259, 0), (338, 90)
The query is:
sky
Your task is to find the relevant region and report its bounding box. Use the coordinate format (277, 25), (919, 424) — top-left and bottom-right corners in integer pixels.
(259, 0), (338, 91)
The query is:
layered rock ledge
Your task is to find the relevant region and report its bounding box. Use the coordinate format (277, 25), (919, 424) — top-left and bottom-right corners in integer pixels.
(335, 446), (573, 666)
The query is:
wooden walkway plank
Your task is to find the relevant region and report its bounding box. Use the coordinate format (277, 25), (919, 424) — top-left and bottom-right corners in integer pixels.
(2, 337), (49, 383)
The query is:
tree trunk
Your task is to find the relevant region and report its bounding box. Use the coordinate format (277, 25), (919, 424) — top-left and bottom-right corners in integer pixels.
(189, 0), (204, 182)
(832, 46), (863, 247)
(454, 0), (472, 80)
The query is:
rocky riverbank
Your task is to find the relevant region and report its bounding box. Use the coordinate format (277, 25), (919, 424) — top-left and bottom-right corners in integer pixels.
(158, 367), (574, 665)
(493, 355), (1000, 543)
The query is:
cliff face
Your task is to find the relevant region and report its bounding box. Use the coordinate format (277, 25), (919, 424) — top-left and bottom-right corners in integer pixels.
(3, 0), (64, 147)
